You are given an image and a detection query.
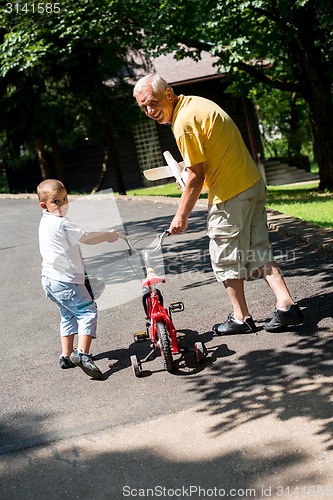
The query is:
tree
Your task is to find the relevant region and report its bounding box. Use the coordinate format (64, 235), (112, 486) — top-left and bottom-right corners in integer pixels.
(0, 0), (146, 192)
(249, 87), (312, 159)
(138, 0), (333, 190)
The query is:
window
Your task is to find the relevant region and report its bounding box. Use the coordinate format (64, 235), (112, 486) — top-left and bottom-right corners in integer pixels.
(133, 121), (164, 171)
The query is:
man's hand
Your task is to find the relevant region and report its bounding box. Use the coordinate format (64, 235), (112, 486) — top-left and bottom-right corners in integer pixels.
(168, 162), (204, 235)
(168, 214), (188, 234)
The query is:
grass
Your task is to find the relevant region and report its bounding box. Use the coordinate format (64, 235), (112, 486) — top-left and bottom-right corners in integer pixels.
(126, 181), (333, 230)
(266, 183), (333, 229)
(127, 183), (184, 198)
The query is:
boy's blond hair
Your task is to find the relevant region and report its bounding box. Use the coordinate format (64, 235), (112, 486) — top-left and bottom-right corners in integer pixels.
(37, 179), (66, 202)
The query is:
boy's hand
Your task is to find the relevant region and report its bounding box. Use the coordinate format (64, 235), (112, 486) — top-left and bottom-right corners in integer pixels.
(107, 230), (119, 243)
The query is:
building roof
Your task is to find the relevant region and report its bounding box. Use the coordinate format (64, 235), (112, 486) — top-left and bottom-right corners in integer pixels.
(151, 51), (222, 86)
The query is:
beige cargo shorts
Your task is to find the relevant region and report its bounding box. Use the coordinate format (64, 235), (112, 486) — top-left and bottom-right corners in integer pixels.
(207, 178), (274, 281)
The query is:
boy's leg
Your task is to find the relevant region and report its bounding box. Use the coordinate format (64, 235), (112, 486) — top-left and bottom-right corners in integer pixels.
(42, 277), (78, 369)
(65, 284), (102, 379)
(77, 334), (93, 354)
(61, 334), (75, 357)
(59, 334), (76, 369)
(43, 278), (102, 377)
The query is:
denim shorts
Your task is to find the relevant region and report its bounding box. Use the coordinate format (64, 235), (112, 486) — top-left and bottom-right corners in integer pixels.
(42, 277), (97, 337)
(207, 178), (274, 281)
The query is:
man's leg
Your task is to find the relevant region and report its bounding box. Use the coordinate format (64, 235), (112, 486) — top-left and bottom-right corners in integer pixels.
(259, 261), (304, 332)
(259, 261), (294, 309)
(223, 278), (250, 321)
(208, 185), (259, 335)
(213, 277), (257, 334)
(212, 277), (256, 335)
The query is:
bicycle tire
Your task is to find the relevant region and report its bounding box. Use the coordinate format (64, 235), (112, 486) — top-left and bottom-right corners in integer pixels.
(156, 321), (173, 372)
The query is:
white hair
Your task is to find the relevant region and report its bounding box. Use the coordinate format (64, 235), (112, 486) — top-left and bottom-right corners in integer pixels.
(133, 74), (172, 97)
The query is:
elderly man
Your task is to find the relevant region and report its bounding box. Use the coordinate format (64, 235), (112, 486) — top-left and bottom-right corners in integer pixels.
(133, 74), (303, 334)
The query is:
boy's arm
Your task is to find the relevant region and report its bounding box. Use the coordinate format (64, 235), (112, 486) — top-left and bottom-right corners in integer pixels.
(79, 230), (119, 245)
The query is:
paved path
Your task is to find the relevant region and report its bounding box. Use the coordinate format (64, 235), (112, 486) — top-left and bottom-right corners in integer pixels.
(0, 195), (333, 500)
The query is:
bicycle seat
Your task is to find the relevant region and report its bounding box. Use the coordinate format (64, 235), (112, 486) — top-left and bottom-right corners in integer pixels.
(142, 267), (165, 288)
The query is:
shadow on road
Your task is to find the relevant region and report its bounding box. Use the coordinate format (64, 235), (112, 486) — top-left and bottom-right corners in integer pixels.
(0, 437), (313, 499)
(1, 199), (333, 497)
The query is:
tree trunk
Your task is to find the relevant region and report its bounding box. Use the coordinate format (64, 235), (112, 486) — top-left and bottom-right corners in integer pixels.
(290, 9), (333, 190)
(91, 146), (108, 194)
(35, 136), (49, 180)
(105, 122), (126, 195)
(308, 82), (333, 191)
(51, 132), (66, 183)
(288, 93), (302, 156)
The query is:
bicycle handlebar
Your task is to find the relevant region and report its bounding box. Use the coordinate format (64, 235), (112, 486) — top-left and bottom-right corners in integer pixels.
(118, 230), (170, 255)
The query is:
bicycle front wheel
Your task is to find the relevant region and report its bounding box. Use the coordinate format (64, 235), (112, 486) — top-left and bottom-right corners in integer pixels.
(156, 321), (173, 372)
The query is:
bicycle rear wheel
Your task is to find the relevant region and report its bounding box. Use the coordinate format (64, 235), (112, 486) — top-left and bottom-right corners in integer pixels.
(156, 321), (173, 372)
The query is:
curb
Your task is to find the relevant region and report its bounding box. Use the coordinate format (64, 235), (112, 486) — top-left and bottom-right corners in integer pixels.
(266, 208), (333, 254)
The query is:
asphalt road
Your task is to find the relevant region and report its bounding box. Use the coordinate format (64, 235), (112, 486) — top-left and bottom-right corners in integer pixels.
(1, 195), (333, 500)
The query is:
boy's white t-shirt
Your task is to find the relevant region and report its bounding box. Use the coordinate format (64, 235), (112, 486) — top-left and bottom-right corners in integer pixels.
(39, 211), (85, 284)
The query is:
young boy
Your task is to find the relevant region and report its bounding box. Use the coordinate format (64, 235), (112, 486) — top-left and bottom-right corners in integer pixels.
(37, 179), (118, 379)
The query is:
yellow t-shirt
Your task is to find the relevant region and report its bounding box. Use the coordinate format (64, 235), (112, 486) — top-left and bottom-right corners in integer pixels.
(172, 95), (261, 205)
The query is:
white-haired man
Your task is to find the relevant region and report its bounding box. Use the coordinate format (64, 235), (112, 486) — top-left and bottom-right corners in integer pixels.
(133, 74), (303, 334)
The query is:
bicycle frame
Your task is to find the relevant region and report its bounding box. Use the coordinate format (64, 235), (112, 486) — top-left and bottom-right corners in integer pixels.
(119, 230), (207, 375)
(144, 282), (179, 354)
(118, 231), (180, 355)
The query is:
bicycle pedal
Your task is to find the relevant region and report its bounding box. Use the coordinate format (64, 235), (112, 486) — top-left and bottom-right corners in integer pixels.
(169, 301), (184, 313)
(134, 331), (149, 343)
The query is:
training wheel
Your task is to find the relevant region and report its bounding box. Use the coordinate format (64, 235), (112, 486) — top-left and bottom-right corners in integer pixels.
(194, 342), (208, 363)
(130, 354), (141, 377)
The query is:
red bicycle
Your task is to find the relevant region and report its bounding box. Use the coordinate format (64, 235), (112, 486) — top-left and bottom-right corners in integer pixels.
(118, 230), (207, 376)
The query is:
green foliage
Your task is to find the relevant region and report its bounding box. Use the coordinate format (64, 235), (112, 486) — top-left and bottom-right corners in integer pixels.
(249, 86), (312, 158)
(137, 0), (333, 188)
(138, 0), (333, 92)
(1, 0), (333, 188)
(0, 0), (147, 175)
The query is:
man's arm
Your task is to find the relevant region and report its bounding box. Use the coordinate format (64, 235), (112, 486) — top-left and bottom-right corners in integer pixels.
(168, 162), (205, 234)
(79, 230), (119, 245)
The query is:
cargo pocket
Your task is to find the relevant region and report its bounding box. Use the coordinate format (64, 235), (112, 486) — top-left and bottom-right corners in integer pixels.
(208, 225), (240, 266)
